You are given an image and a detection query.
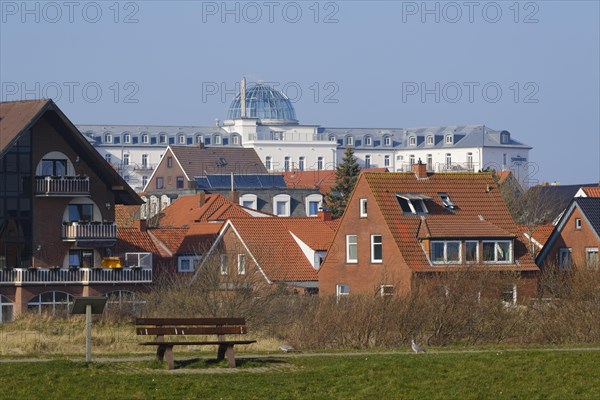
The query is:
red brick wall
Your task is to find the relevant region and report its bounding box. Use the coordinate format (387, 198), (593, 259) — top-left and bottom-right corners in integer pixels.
(148, 149), (187, 191)
(318, 175), (413, 297)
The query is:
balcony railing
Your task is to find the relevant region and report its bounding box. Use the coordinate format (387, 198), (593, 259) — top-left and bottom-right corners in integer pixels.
(35, 176), (90, 196)
(249, 132), (328, 142)
(62, 221), (117, 241)
(133, 163), (157, 171)
(0, 267), (152, 285)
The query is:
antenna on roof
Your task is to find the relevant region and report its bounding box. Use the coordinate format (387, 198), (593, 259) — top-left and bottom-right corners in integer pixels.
(241, 77), (247, 118)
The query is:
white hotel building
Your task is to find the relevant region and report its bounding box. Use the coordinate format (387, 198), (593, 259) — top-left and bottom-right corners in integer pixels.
(78, 79), (533, 191)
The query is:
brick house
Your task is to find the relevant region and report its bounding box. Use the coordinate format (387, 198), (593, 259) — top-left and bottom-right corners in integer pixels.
(0, 100), (148, 322)
(194, 214), (337, 294)
(318, 163), (539, 303)
(536, 198), (600, 271)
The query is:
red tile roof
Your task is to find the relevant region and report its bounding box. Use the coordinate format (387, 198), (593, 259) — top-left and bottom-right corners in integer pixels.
(581, 186), (600, 197)
(115, 228), (162, 255)
(158, 193), (271, 227)
(282, 168), (388, 194)
(418, 215), (514, 239)
(148, 227), (188, 255)
(115, 205), (141, 228)
(227, 217), (336, 282)
(518, 224), (555, 248)
(363, 172), (538, 271)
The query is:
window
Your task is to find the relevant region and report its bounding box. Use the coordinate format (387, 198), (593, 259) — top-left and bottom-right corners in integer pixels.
(502, 284), (517, 305)
(141, 154), (148, 167)
(123, 154), (130, 166)
(346, 235), (358, 263)
(336, 284), (350, 298)
(204, 137), (211, 145)
(409, 155), (415, 166)
(329, 135), (336, 142)
(365, 155), (371, 168)
(559, 248), (572, 270)
(308, 201), (320, 216)
(114, 136), (121, 144)
(305, 194), (323, 217)
(105, 154), (112, 164)
(383, 136), (391, 146)
(142, 134), (149, 144)
(483, 241), (512, 263)
(445, 153), (451, 167)
(273, 194), (291, 216)
(124, 175), (130, 182)
(503, 153), (507, 166)
(426, 135), (434, 145)
(214, 135), (222, 145)
(1, 295), (14, 323)
(68, 203), (93, 221)
(125, 252), (152, 268)
(396, 194), (429, 214)
(178, 135), (185, 144)
(467, 152), (473, 169)
(346, 136), (353, 146)
(232, 135), (239, 145)
(426, 154), (433, 170)
(156, 177), (164, 189)
(409, 136), (416, 146)
(365, 136), (372, 146)
(175, 176), (184, 189)
(142, 176), (148, 188)
(265, 156), (272, 170)
(284, 157), (290, 172)
(357, 199), (367, 218)
(104, 134), (112, 143)
(237, 254), (246, 275)
(465, 241), (479, 263)
(167, 156), (173, 168)
(500, 131), (510, 144)
(317, 157), (324, 170)
(28, 292), (74, 316)
(298, 156), (305, 171)
(431, 241), (461, 264)
(438, 193), (455, 209)
(575, 218), (582, 229)
(124, 133), (131, 143)
(380, 285), (394, 297)
(42, 159), (67, 176)
(240, 194), (258, 210)
(445, 134), (453, 144)
(384, 155), (390, 167)
(68, 249), (94, 268)
(196, 134), (203, 144)
(371, 235), (383, 263)
(178, 256), (200, 272)
(586, 248), (599, 270)
(160, 134), (167, 144)
(220, 254), (228, 275)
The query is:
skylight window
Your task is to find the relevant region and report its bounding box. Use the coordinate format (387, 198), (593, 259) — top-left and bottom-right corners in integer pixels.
(438, 193), (456, 209)
(395, 193), (430, 214)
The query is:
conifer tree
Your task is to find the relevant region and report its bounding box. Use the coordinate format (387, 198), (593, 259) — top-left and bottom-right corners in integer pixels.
(325, 147), (361, 217)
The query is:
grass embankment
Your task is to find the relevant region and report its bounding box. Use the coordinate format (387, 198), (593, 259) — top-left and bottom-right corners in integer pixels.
(1, 350), (598, 399)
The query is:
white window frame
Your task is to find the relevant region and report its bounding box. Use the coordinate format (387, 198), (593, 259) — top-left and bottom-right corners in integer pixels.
(575, 218), (582, 229)
(237, 254), (246, 275)
(346, 235), (358, 263)
(265, 156), (272, 171)
(178, 255), (200, 273)
(359, 198), (368, 218)
(214, 135), (222, 145)
(396, 195), (429, 215)
(558, 248), (572, 270)
(426, 154), (433, 170)
(273, 194), (291, 217)
(142, 134), (149, 144)
(365, 155), (371, 168)
(482, 240), (513, 264)
(298, 156), (305, 171)
(426, 135), (434, 145)
(123, 154), (130, 166)
(383, 136), (391, 146)
(284, 156), (290, 172)
(346, 136), (353, 146)
(232, 135), (239, 145)
(409, 155), (415, 165)
(465, 241), (479, 263)
(445, 134), (453, 144)
(384, 155), (390, 167)
(220, 254), (228, 275)
(585, 247), (599, 270)
(336, 284), (350, 298)
(239, 194), (258, 210)
(502, 283), (517, 306)
(104, 134), (112, 143)
(105, 154), (112, 163)
(430, 241), (462, 264)
(159, 134), (167, 144)
(124, 133), (131, 144)
(371, 234), (383, 263)
(125, 252), (152, 268)
(364, 136), (372, 146)
(409, 136), (416, 146)
(380, 285), (394, 297)
(445, 153), (452, 167)
(178, 135), (185, 144)
(317, 156), (324, 170)
(305, 194), (323, 217)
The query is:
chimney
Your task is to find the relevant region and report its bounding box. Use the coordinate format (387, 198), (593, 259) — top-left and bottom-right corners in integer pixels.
(318, 210), (332, 221)
(230, 191), (240, 204)
(135, 218), (147, 232)
(197, 191), (206, 207)
(412, 159), (427, 179)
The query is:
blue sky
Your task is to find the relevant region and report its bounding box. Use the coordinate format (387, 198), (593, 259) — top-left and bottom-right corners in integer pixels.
(1, 1), (599, 185)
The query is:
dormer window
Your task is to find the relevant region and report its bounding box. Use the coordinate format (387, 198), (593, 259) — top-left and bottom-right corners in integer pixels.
(123, 133), (131, 144)
(345, 135), (353, 146)
(104, 134), (112, 143)
(396, 193), (430, 214)
(445, 134), (453, 145)
(231, 135), (239, 145)
(159, 134), (167, 144)
(196, 134), (203, 144)
(409, 136), (416, 146)
(500, 131), (510, 144)
(383, 135), (391, 146)
(178, 135), (185, 144)
(364, 136), (372, 146)
(426, 135), (434, 145)
(438, 193), (456, 209)
(329, 135), (336, 142)
(141, 134), (149, 144)
(214, 135), (222, 145)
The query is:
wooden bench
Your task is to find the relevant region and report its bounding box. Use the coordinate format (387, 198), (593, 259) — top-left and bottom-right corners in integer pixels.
(136, 317), (256, 369)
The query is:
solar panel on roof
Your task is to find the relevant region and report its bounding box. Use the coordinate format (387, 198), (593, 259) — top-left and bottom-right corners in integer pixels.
(193, 174), (287, 189)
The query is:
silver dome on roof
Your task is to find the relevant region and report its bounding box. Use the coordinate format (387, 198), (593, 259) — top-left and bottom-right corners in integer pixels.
(227, 82), (298, 125)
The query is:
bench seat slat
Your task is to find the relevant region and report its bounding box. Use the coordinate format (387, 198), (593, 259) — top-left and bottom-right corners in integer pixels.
(136, 318), (245, 326)
(139, 340), (257, 346)
(136, 326), (247, 336)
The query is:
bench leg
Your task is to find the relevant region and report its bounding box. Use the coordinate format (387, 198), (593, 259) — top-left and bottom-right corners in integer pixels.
(225, 345), (236, 368)
(156, 344), (166, 362)
(165, 345), (175, 370)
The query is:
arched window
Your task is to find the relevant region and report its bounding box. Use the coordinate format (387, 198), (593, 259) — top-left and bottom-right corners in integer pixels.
(273, 194), (291, 217)
(239, 194), (258, 210)
(28, 291), (74, 316)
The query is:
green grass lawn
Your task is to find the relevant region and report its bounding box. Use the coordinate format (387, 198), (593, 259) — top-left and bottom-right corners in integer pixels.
(1, 350), (599, 399)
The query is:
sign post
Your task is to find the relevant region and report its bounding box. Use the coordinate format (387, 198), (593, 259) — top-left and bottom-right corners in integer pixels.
(70, 296), (107, 363)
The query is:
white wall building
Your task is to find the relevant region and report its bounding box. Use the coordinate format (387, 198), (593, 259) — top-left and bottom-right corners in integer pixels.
(78, 78), (533, 190)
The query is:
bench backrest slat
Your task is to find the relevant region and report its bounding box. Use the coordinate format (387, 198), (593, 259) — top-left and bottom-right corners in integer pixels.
(136, 317), (245, 326)
(136, 326), (248, 336)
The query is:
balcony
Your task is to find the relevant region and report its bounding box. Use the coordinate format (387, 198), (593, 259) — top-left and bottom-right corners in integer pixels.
(249, 132), (328, 142)
(62, 221), (117, 242)
(0, 267), (152, 286)
(35, 176), (90, 196)
(133, 163), (156, 172)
